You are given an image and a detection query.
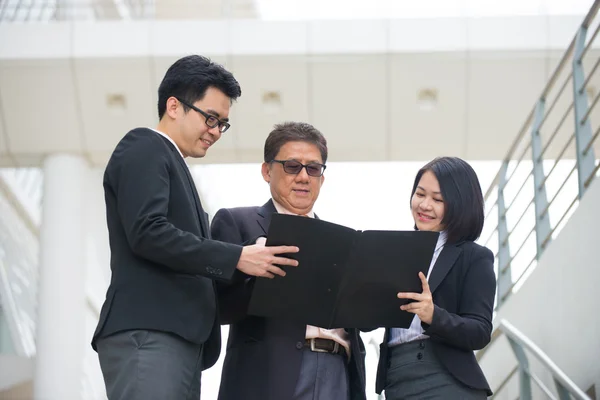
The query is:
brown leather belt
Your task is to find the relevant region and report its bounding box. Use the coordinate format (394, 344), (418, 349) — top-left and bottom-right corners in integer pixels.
(304, 338), (347, 359)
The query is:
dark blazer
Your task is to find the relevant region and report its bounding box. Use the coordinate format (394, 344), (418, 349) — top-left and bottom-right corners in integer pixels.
(211, 200), (367, 400)
(375, 240), (496, 396)
(91, 127), (243, 370)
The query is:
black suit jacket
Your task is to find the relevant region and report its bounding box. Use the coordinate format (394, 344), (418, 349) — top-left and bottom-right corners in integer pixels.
(211, 200), (367, 400)
(375, 240), (496, 396)
(91, 127), (243, 370)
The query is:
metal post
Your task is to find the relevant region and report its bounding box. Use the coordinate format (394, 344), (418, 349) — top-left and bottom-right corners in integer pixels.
(572, 26), (597, 198)
(555, 379), (572, 400)
(530, 100), (552, 256)
(497, 161), (512, 305)
(507, 337), (533, 400)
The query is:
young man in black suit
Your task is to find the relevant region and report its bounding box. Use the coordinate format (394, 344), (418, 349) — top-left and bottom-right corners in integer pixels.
(211, 122), (367, 400)
(92, 55), (299, 400)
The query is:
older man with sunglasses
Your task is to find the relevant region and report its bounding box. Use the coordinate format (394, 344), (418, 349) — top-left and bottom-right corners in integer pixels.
(211, 122), (367, 400)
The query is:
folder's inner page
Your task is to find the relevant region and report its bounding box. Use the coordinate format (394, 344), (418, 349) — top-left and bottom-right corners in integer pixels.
(332, 230), (439, 329)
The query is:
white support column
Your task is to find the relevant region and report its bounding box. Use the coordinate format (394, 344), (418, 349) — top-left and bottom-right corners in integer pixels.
(34, 154), (88, 400)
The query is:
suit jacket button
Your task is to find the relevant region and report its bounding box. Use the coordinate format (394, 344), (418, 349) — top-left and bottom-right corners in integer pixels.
(417, 352), (423, 360)
(296, 341), (304, 350)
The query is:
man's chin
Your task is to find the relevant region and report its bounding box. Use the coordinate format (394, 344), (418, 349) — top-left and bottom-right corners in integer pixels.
(289, 201), (315, 213)
(189, 149), (208, 158)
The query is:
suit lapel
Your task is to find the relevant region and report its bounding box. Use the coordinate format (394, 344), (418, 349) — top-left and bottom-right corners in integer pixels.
(174, 154), (209, 238)
(256, 199), (320, 235)
(256, 199), (277, 235)
(428, 245), (462, 294)
(153, 132), (209, 237)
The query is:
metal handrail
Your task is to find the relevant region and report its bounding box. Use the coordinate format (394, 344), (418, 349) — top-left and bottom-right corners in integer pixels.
(504, 197), (534, 242)
(483, 1), (600, 204)
(584, 124), (600, 154)
(499, 225), (535, 275)
(540, 194), (579, 249)
(506, 142), (533, 184)
(539, 103), (574, 159)
(539, 164), (577, 219)
(483, 0), (600, 311)
(484, 199), (499, 221)
(504, 168), (533, 214)
(0, 182), (39, 357)
(492, 365), (518, 397)
(480, 4), (600, 397)
(580, 13), (600, 60)
(493, 319), (592, 400)
(496, 253), (537, 304)
(538, 135), (576, 191)
(582, 88), (600, 123)
(482, 226), (498, 248)
(585, 162), (600, 187)
(581, 55), (600, 92)
(0, 172), (39, 235)
(537, 73), (573, 134)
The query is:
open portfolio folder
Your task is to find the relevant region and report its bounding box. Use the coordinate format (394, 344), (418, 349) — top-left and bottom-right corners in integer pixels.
(248, 214), (439, 329)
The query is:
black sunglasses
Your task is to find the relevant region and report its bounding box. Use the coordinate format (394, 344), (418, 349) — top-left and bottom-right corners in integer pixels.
(176, 97), (231, 133)
(270, 159), (326, 177)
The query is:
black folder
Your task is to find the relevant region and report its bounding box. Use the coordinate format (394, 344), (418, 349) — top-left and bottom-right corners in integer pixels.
(247, 214), (439, 329)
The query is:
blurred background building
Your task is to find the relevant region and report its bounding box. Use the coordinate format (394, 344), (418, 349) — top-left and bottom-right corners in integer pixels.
(0, 0), (599, 398)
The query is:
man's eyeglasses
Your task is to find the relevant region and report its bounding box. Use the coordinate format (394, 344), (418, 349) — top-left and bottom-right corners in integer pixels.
(176, 97), (231, 133)
(270, 159), (326, 177)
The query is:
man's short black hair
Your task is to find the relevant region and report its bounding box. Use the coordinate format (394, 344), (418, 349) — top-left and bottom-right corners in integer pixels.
(157, 55), (241, 120)
(411, 156), (485, 244)
(264, 122), (328, 163)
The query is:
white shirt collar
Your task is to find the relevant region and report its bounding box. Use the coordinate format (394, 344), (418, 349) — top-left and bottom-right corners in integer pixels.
(150, 128), (184, 158)
(435, 231), (447, 252)
(272, 198), (315, 218)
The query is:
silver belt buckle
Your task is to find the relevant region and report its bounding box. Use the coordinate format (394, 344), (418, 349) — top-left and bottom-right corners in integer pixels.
(309, 338), (339, 354)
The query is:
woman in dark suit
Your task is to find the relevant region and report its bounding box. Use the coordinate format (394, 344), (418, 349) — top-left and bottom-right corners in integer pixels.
(376, 156), (496, 399)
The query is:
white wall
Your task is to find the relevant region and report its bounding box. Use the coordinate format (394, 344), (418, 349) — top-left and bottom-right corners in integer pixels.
(479, 176), (600, 398)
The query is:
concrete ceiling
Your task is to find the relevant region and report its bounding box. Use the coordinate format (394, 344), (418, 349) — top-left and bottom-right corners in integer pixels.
(0, 0), (258, 22)
(0, 49), (599, 167)
(154, 0), (257, 19)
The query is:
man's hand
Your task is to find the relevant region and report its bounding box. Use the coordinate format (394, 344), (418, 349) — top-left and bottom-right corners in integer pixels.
(397, 272), (434, 324)
(237, 244), (299, 279)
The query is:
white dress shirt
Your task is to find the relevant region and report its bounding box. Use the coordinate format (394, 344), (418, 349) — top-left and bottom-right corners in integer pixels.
(388, 230), (447, 346)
